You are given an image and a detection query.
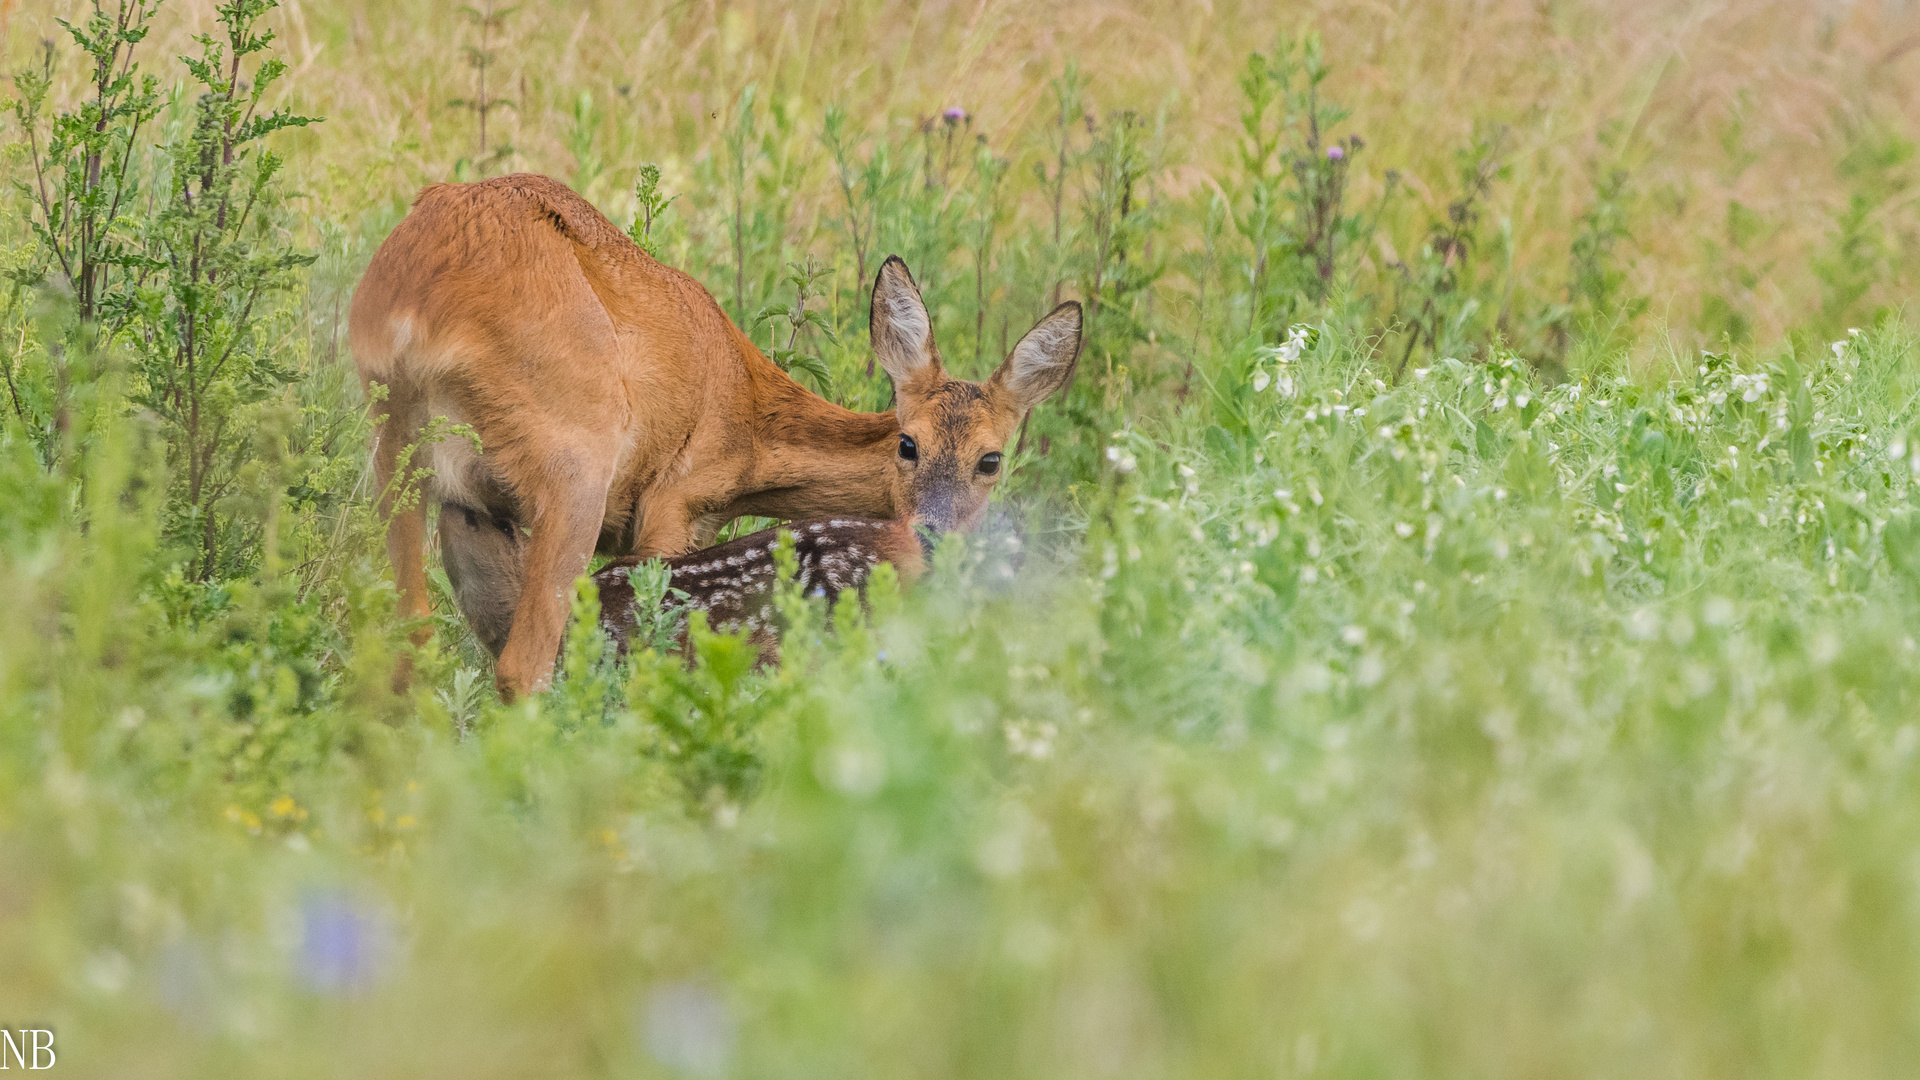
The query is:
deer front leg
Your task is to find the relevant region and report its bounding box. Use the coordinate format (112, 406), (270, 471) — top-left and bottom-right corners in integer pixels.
(632, 497), (702, 559)
(494, 455), (615, 701)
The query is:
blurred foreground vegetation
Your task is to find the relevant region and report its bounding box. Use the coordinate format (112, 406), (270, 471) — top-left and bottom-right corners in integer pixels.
(6, 0), (1920, 1076)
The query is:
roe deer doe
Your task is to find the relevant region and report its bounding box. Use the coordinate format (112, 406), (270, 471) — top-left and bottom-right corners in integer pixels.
(350, 174), (1079, 700)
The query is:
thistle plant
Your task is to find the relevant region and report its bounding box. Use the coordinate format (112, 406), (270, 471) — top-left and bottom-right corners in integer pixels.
(131, 0), (319, 579)
(626, 162), (678, 260)
(449, 0), (517, 175)
(754, 256), (835, 396)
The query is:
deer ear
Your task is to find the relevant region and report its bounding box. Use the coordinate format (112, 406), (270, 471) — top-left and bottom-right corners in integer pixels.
(992, 301), (1083, 412)
(870, 256), (937, 384)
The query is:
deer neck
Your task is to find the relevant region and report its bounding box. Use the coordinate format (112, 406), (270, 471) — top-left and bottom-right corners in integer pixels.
(730, 341), (901, 521)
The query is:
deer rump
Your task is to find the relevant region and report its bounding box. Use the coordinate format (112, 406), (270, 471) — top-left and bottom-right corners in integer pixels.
(440, 507), (925, 663)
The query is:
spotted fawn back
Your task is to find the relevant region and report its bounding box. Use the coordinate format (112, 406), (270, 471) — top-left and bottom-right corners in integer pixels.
(594, 517), (928, 657)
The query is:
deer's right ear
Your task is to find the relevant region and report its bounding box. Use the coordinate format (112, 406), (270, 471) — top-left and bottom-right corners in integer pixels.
(870, 256), (937, 384)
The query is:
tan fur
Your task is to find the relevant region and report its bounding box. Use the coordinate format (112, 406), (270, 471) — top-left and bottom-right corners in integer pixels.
(351, 174), (1079, 700)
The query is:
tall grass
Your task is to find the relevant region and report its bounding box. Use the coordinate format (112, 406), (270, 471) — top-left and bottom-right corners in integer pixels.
(5, 0), (1920, 1075)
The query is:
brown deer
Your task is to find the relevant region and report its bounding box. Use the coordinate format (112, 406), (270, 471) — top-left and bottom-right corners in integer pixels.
(350, 174), (1080, 700)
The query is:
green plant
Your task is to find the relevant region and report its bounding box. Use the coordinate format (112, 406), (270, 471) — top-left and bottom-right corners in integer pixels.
(964, 140), (1010, 368)
(1079, 108), (1163, 363)
(1391, 123), (1508, 378)
(722, 83), (760, 320)
(566, 90), (604, 196)
(1034, 62), (1088, 309)
(7, 1), (163, 465)
(823, 105), (891, 314)
(125, 0), (318, 580)
(754, 256), (835, 395)
(1813, 125), (1914, 336)
(1233, 33), (1366, 337)
(621, 557), (690, 654)
(625, 162), (677, 259)
(449, 0), (517, 176)
(10, 0), (162, 327)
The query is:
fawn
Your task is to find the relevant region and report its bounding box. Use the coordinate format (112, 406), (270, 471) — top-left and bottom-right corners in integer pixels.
(438, 506), (922, 661)
(352, 174), (1079, 699)
(596, 517), (927, 659)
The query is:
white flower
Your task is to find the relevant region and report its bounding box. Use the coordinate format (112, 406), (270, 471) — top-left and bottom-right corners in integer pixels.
(1276, 325), (1312, 364)
(1004, 720), (1058, 760)
(1252, 370), (1272, 393)
(1731, 372), (1769, 402)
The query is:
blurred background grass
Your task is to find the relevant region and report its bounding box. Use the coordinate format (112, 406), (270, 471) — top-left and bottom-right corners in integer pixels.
(5, 0), (1920, 1077)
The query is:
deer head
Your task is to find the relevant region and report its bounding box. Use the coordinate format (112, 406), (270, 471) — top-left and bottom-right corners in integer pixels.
(869, 256), (1083, 534)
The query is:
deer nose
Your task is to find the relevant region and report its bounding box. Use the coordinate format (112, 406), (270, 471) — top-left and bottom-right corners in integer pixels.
(907, 488), (962, 534)
(906, 511), (951, 534)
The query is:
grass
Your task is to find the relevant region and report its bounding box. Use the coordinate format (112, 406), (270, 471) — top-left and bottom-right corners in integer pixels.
(5, 0), (1920, 1076)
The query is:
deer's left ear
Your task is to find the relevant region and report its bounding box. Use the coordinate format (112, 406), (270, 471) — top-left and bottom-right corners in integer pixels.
(992, 302), (1083, 412)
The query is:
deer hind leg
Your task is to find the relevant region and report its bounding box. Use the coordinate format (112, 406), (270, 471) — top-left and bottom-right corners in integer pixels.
(493, 443), (617, 701)
(371, 377), (433, 666)
(438, 503), (525, 659)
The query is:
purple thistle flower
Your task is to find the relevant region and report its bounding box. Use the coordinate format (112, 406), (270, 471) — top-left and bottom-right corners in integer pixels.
(943, 106), (967, 122)
(1327, 145), (1345, 161)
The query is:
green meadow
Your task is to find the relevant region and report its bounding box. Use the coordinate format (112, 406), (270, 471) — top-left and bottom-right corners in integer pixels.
(5, 0), (1920, 1075)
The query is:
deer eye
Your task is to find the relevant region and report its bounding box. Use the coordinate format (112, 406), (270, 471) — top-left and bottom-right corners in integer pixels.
(898, 434), (918, 462)
(977, 452), (1002, 476)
